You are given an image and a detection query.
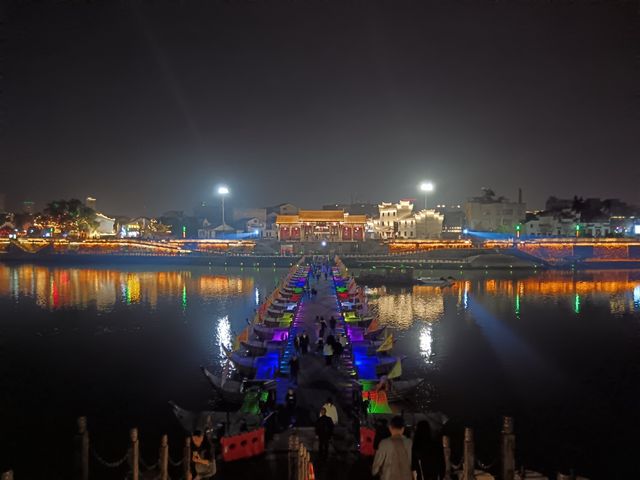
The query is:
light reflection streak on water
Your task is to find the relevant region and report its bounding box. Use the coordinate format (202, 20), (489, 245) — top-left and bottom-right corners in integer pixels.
(255, 287), (260, 306)
(419, 324), (433, 364)
(216, 315), (232, 359)
(463, 281), (469, 310)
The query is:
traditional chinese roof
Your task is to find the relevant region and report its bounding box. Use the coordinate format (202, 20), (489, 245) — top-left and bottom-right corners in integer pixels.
(276, 210), (366, 224)
(298, 210), (345, 221)
(343, 215), (367, 224)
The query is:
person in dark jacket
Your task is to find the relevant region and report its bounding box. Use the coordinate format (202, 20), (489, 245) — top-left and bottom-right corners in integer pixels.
(411, 420), (445, 480)
(190, 430), (215, 479)
(288, 355), (300, 385)
(319, 319), (327, 339)
(315, 407), (334, 460)
(300, 332), (310, 354)
(285, 388), (297, 427)
(329, 316), (337, 332)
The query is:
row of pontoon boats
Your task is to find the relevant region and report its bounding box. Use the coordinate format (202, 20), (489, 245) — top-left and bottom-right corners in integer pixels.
(171, 258), (428, 434)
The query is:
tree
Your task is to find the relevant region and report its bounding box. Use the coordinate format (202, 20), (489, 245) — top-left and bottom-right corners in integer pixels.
(43, 199), (98, 238)
(481, 188), (496, 201)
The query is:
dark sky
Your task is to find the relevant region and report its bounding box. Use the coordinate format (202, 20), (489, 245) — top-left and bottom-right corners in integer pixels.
(2, 0), (639, 216)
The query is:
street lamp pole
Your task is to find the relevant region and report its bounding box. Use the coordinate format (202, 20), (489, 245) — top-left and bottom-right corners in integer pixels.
(217, 186), (230, 227)
(222, 196), (226, 226)
(419, 182), (434, 211)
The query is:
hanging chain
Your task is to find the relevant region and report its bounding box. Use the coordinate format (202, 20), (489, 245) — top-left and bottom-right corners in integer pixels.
(90, 446), (129, 468)
(140, 457), (160, 471)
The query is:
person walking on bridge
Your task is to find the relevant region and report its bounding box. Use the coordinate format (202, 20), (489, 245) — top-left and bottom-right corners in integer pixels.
(322, 398), (338, 425)
(300, 331), (310, 354)
(289, 355), (300, 385)
(329, 316), (337, 332)
(315, 407), (334, 460)
(319, 318), (327, 339)
(323, 341), (333, 366)
(372, 416), (415, 480)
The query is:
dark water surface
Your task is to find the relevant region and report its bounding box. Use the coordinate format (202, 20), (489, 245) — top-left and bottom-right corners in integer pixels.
(1, 264), (639, 478)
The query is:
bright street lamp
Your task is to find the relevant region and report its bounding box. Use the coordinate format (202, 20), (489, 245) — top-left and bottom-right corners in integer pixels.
(419, 182), (434, 210)
(217, 185), (230, 226)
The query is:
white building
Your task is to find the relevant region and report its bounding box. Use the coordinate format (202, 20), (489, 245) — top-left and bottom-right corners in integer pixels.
(372, 200), (443, 239)
(524, 211), (611, 237)
(579, 221), (611, 237)
(92, 213), (116, 238)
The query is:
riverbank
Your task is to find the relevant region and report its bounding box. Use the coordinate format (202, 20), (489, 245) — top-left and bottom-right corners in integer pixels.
(0, 252), (299, 267)
(4, 244), (640, 272)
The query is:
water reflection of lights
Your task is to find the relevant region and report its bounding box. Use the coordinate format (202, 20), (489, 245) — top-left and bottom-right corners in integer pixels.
(216, 315), (232, 359)
(634, 286), (640, 307)
(419, 325), (433, 364)
(0, 265), (254, 311)
(373, 288), (444, 329)
(255, 287), (260, 306)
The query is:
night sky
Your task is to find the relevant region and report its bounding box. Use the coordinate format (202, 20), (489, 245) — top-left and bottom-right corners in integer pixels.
(2, 0), (639, 216)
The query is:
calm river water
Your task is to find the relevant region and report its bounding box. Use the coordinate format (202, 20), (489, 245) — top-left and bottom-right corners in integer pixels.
(1, 263), (639, 478)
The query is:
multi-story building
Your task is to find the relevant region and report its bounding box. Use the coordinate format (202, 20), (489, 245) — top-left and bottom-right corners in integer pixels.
(91, 213), (116, 237)
(372, 200), (443, 239)
(524, 210), (580, 237)
(276, 210), (366, 242)
(434, 204), (465, 238)
(579, 220), (611, 237)
(86, 196), (97, 210)
(373, 200), (414, 239)
(464, 189), (526, 232)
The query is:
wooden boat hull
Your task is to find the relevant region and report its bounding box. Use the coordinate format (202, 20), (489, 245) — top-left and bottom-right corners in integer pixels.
(223, 346), (257, 377)
(241, 340), (267, 357)
(254, 324), (277, 340)
(201, 367), (246, 404)
(386, 378), (425, 403)
(375, 356), (405, 376)
(364, 326), (386, 341)
(169, 401), (262, 435)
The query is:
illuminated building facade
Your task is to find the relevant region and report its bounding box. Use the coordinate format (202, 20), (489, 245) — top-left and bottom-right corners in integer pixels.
(92, 213), (116, 238)
(276, 210), (366, 242)
(372, 200), (443, 239)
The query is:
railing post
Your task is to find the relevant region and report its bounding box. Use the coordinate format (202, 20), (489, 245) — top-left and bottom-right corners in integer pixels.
(129, 428), (139, 480)
(183, 436), (192, 480)
(289, 434), (299, 480)
(297, 444), (305, 480)
(501, 416), (515, 480)
(76, 416), (89, 480)
(159, 434), (169, 480)
(1, 471), (14, 480)
(442, 435), (452, 480)
(462, 427), (475, 480)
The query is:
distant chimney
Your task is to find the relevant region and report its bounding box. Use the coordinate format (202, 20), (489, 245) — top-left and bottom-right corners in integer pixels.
(518, 188), (523, 204)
